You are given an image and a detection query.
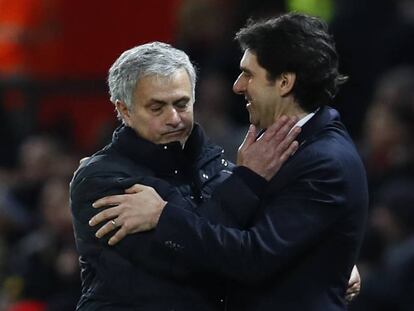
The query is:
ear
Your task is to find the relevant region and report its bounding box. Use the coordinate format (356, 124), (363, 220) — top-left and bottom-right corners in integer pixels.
(278, 72), (296, 97)
(115, 100), (131, 126)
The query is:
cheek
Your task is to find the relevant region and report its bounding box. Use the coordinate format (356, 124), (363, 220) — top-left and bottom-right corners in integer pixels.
(184, 110), (194, 123)
(136, 117), (162, 141)
(181, 108), (194, 125)
(147, 118), (165, 134)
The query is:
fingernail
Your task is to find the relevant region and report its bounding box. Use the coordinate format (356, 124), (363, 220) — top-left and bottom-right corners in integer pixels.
(92, 202), (96, 208)
(88, 220), (93, 226)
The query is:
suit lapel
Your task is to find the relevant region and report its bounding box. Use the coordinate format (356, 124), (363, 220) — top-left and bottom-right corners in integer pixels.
(265, 106), (341, 193)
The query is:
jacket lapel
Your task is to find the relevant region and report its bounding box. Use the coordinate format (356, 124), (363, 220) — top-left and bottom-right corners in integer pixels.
(266, 106), (341, 193)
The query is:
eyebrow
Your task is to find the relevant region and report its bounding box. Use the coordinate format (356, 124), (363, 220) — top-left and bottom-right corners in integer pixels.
(147, 96), (191, 106)
(240, 66), (253, 75)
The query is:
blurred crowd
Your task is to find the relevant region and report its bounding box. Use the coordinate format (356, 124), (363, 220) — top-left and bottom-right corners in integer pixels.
(0, 0), (413, 310)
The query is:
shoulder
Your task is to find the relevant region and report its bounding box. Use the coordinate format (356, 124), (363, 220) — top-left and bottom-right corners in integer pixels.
(277, 125), (366, 198)
(297, 123), (362, 170)
(73, 146), (153, 180)
(70, 148), (152, 199)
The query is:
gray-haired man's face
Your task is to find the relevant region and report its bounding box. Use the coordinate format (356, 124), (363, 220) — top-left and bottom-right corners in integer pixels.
(117, 68), (194, 146)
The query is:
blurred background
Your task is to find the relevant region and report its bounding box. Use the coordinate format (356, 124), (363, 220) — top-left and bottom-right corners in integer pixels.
(0, 0), (413, 310)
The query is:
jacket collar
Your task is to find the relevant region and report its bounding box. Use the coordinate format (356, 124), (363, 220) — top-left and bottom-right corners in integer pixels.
(111, 123), (221, 176)
(265, 106), (345, 192)
(257, 106), (342, 147)
(295, 106), (342, 148)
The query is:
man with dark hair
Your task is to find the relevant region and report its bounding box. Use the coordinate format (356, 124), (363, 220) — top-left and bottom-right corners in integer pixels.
(90, 13), (366, 311)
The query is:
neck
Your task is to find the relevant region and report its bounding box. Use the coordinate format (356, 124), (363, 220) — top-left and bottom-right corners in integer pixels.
(275, 99), (307, 121)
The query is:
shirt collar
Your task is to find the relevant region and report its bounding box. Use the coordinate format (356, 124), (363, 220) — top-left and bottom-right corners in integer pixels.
(293, 108), (319, 129)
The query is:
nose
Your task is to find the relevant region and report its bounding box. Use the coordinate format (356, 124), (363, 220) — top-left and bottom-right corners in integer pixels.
(233, 74), (245, 95)
(166, 106), (181, 127)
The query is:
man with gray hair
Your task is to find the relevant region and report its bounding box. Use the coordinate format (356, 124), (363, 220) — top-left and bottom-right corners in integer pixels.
(70, 41), (299, 310)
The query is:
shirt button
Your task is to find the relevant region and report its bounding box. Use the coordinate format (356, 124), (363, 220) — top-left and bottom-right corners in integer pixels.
(163, 146), (168, 150)
(174, 170), (178, 174)
(202, 173), (209, 179)
(190, 195), (195, 200)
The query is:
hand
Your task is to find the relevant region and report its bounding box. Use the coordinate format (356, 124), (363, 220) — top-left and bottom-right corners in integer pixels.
(237, 116), (301, 180)
(88, 184), (167, 245)
(346, 265), (361, 303)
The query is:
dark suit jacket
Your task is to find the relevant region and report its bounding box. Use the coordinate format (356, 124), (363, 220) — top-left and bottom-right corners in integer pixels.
(154, 106), (369, 311)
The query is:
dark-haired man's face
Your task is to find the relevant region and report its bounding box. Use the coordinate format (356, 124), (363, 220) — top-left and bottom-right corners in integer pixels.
(233, 50), (283, 128)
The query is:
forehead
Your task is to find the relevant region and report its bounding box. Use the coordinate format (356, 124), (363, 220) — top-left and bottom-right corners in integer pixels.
(134, 68), (193, 100)
(240, 49), (260, 70)
(239, 49), (272, 81)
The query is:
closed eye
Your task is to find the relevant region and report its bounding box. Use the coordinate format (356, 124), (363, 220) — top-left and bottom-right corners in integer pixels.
(173, 96), (192, 110)
(149, 104), (164, 113)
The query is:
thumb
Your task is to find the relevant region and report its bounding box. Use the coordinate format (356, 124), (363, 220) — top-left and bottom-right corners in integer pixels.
(125, 184), (147, 194)
(240, 124), (257, 150)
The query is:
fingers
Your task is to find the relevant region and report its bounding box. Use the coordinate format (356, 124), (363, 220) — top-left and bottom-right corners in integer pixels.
(89, 206), (120, 226)
(95, 218), (120, 238)
(261, 115), (299, 142)
(275, 126), (301, 155)
(239, 124), (257, 150)
(125, 184), (149, 194)
(108, 227), (128, 245)
(274, 116), (299, 142)
(279, 141), (299, 163)
(93, 195), (123, 208)
(260, 115), (289, 141)
(107, 221), (153, 245)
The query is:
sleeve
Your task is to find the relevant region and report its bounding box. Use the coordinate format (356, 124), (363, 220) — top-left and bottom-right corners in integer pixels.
(153, 157), (348, 282)
(193, 166), (267, 228)
(70, 174), (182, 272)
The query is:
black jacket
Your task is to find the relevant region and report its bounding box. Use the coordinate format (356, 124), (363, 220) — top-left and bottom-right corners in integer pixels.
(70, 124), (259, 311)
(154, 106), (369, 311)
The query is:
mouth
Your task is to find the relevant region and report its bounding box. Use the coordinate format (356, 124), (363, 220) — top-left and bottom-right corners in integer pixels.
(163, 129), (186, 137)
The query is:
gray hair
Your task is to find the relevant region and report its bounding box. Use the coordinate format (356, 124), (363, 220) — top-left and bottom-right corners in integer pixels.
(108, 42), (197, 112)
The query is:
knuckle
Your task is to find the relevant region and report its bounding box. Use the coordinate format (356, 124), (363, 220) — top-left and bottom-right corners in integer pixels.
(101, 211), (110, 219)
(123, 222), (131, 231)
